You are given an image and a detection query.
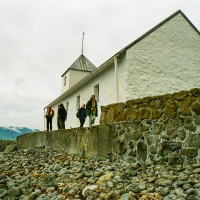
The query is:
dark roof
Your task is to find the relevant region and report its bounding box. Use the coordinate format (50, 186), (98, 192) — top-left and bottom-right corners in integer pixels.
(61, 54), (96, 77)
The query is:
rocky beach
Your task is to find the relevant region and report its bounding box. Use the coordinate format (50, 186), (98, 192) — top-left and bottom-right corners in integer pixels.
(0, 140), (200, 200)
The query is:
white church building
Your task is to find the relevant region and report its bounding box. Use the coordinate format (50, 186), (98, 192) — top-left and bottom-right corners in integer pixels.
(44, 10), (200, 130)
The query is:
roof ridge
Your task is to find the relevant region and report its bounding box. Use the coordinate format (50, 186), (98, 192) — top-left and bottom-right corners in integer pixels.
(116, 10), (199, 56)
(61, 54), (96, 77)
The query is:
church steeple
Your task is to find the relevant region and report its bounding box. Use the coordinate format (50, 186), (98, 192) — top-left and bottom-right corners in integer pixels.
(61, 54), (96, 76)
(61, 54), (96, 94)
(60, 32), (96, 94)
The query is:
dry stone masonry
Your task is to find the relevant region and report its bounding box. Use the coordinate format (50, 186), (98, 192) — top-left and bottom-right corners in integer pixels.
(16, 88), (200, 167)
(100, 88), (200, 165)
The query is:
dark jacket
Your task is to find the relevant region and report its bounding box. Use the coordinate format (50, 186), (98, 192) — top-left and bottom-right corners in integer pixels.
(86, 98), (98, 117)
(58, 106), (67, 120)
(77, 107), (86, 119)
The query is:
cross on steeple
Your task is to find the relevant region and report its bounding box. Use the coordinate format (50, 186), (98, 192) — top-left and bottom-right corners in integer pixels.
(81, 32), (85, 55)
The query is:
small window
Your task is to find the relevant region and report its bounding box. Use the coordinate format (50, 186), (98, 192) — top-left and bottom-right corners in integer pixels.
(66, 102), (69, 111)
(64, 77), (67, 86)
(76, 95), (80, 110)
(94, 84), (99, 102)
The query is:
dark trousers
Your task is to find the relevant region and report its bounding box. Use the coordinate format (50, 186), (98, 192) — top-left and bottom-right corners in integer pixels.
(58, 119), (65, 129)
(57, 118), (60, 129)
(46, 118), (52, 131)
(79, 119), (85, 127)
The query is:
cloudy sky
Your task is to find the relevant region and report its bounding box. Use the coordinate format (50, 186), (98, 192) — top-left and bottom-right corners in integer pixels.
(0, 0), (199, 130)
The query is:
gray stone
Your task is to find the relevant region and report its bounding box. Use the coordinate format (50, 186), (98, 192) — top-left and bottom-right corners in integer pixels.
(82, 185), (98, 197)
(8, 187), (21, 197)
(120, 193), (136, 200)
(152, 122), (163, 135)
(166, 102), (177, 119)
(0, 189), (7, 198)
(191, 101), (200, 115)
(173, 91), (189, 100)
(157, 180), (173, 187)
(130, 130), (140, 141)
(24, 194), (35, 200)
(150, 145), (157, 154)
(103, 190), (118, 200)
(115, 103), (126, 115)
(149, 99), (162, 109)
(186, 188), (198, 196)
(7, 179), (16, 189)
(147, 135), (156, 145)
(137, 142), (147, 161)
(166, 119), (179, 135)
(177, 129), (186, 140)
(183, 183), (192, 190)
(39, 176), (58, 188)
(184, 122), (196, 132)
(188, 134), (200, 147)
(160, 187), (170, 196)
(169, 154), (183, 165)
(148, 176), (157, 183)
(113, 136), (127, 155)
(71, 162), (84, 172)
(194, 117), (200, 125)
(181, 148), (198, 158)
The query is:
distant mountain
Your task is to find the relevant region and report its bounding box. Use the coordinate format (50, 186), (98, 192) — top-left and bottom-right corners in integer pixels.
(0, 126), (40, 140)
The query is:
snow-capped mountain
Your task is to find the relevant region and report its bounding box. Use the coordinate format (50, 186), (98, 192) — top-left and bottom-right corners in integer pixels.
(0, 126), (40, 140)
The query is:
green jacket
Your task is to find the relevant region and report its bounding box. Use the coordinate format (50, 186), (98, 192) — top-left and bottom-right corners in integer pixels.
(86, 98), (98, 117)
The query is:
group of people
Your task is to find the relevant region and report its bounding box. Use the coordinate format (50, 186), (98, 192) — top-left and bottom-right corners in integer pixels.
(77, 95), (98, 127)
(45, 95), (98, 131)
(45, 103), (67, 131)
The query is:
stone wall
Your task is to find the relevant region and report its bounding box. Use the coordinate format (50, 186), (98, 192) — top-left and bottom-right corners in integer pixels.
(17, 88), (200, 165)
(100, 88), (200, 165)
(16, 124), (112, 160)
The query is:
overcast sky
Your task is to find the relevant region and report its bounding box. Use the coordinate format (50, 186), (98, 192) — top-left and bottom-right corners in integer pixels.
(0, 0), (199, 130)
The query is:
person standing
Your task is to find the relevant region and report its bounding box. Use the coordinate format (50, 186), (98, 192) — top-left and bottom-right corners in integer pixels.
(45, 106), (54, 131)
(77, 104), (86, 127)
(58, 103), (67, 129)
(57, 104), (61, 129)
(86, 95), (98, 126)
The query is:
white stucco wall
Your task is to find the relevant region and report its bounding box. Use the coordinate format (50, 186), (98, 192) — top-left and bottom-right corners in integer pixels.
(125, 14), (200, 100)
(61, 73), (70, 94)
(61, 70), (91, 94)
(68, 70), (91, 89)
(48, 55), (126, 130)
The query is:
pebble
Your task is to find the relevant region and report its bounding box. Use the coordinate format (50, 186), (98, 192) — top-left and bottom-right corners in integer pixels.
(0, 147), (199, 200)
